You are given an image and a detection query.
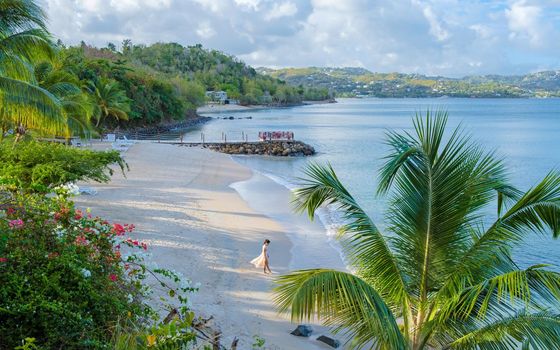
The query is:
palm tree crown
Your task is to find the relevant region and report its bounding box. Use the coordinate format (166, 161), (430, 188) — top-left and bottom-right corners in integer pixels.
(275, 111), (560, 349)
(87, 78), (130, 128)
(0, 0), (66, 137)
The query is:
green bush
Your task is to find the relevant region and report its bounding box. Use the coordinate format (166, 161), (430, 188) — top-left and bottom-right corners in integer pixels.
(0, 194), (197, 349)
(0, 140), (127, 193)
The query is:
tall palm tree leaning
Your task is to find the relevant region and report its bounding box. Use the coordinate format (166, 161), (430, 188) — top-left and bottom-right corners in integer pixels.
(87, 78), (131, 128)
(0, 0), (66, 140)
(275, 111), (560, 349)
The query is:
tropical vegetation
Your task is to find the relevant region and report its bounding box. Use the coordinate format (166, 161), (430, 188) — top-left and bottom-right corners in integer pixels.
(0, 0), (66, 139)
(0, 2), (204, 348)
(0, 1), (331, 141)
(0, 139), (126, 193)
(275, 111), (560, 349)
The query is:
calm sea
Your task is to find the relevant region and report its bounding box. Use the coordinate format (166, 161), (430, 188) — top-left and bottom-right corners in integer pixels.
(184, 98), (560, 269)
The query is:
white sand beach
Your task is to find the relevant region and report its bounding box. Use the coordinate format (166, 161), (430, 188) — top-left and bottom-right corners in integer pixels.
(74, 142), (345, 349)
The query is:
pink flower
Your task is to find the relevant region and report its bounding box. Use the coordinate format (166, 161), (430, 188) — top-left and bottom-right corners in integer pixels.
(109, 274), (118, 282)
(8, 219), (24, 229)
(112, 223), (125, 236)
(0, 257), (7, 263)
(141, 242), (148, 251)
(74, 210), (83, 220)
(74, 235), (88, 246)
(6, 208), (16, 216)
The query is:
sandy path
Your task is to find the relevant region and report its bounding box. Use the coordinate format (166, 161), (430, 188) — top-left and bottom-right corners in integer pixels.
(75, 143), (334, 350)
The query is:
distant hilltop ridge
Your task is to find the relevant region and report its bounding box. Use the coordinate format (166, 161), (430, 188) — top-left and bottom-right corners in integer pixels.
(257, 67), (560, 98)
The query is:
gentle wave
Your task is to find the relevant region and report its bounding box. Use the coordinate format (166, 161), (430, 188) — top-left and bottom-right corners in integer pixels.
(248, 167), (351, 268)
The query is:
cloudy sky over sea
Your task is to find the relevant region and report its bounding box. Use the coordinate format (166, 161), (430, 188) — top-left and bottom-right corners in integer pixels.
(40, 0), (560, 76)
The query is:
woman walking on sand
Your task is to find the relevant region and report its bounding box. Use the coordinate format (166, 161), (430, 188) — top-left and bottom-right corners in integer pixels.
(251, 239), (272, 274)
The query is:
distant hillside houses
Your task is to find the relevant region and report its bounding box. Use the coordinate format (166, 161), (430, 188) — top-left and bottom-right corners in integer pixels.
(205, 90), (239, 105)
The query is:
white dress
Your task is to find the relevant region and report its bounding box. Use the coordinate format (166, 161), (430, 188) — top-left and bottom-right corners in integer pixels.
(250, 244), (269, 268)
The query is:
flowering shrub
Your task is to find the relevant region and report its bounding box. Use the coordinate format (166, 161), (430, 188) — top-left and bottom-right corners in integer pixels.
(0, 194), (197, 349)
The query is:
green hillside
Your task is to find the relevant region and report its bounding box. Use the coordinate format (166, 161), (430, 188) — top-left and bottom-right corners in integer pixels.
(258, 67), (560, 98)
(51, 42), (332, 130)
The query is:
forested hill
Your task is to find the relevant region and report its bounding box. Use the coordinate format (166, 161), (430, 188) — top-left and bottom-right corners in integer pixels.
(56, 42), (331, 129)
(258, 67), (560, 98)
(120, 42), (331, 104)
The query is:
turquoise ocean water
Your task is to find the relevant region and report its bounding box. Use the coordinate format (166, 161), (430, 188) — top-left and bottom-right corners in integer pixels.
(184, 98), (560, 269)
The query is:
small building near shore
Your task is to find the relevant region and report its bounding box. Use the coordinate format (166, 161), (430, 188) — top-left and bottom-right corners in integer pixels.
(206, 90), (228, 103)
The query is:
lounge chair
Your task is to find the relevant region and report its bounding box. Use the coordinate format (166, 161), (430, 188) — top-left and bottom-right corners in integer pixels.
(117, 135), (136, 145)
(103, 133), (116, 142)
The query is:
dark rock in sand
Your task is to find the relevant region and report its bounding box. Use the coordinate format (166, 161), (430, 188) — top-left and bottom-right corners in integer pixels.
(290, 325), (313, 337)
(317, 336), (340, 348)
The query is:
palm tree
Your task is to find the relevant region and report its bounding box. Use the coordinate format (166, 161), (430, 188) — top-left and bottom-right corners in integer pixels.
(34, 59), (94, 138)
(86, 78), (130, 127)
(0, 0), (66, 139)
(275, 111), (560, 349)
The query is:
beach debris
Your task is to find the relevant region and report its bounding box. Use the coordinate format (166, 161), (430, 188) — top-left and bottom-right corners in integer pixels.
(163, 308), (179, 324)
(192, 315), (228, 349)
(230, 337), (239, 350)
(317, 335), (340, 348)
(290, 325), (313, 337)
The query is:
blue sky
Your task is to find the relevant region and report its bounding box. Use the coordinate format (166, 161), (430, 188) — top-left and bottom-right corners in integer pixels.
(40, 0), (560, 77)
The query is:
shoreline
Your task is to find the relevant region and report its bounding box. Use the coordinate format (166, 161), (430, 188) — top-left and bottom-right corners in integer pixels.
(197, 99), (336, 114)
(74, 143), (344, 349)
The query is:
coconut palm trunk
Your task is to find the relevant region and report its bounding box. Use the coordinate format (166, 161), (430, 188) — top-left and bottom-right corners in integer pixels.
(274, 110), (560, 349)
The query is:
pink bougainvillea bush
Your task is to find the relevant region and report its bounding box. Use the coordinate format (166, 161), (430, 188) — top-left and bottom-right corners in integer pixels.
(0, 194), (196, 349)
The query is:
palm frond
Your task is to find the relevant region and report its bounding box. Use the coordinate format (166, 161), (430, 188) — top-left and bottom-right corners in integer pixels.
(447, 311), (560, 350)
(293, 163), (408, 308)
(0, 75), (65, 134)
(0, 0), (49, 33)
(0, 28), (53, 62)
(274, 269), (406, 349)
(435, 266), (560, 324)
(445, 172), (560, 295)
(379, 110), (508, 295)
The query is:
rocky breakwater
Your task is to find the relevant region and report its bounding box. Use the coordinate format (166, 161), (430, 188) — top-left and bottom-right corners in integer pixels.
(205, 141), (315, 157)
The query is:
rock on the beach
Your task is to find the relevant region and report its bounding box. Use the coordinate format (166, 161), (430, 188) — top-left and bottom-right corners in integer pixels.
(290, 325), (313, 337)
(317, 335), (340, 348)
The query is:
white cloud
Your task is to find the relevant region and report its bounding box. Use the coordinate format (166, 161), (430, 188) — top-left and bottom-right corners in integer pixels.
(420, 4), (450, 41)
(505, 1), (545, 47)
(234, 0), (260, 11)
(196, 22), (216, 39)
(265, 1), (298, 21)
(38, 0), (560, 76)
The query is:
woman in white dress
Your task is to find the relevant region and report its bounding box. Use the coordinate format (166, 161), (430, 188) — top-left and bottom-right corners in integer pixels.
(250, 239), (272, 274)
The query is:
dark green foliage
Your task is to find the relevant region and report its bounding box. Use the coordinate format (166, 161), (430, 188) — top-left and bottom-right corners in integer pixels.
(0, 139), (127, 192)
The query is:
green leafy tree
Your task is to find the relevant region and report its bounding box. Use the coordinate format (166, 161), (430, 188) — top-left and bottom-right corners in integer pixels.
(87, 78), (131, 127)
(0, 0), (66, 139)
(0, 139), (126, 192)
(275, 111), (560, 349)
